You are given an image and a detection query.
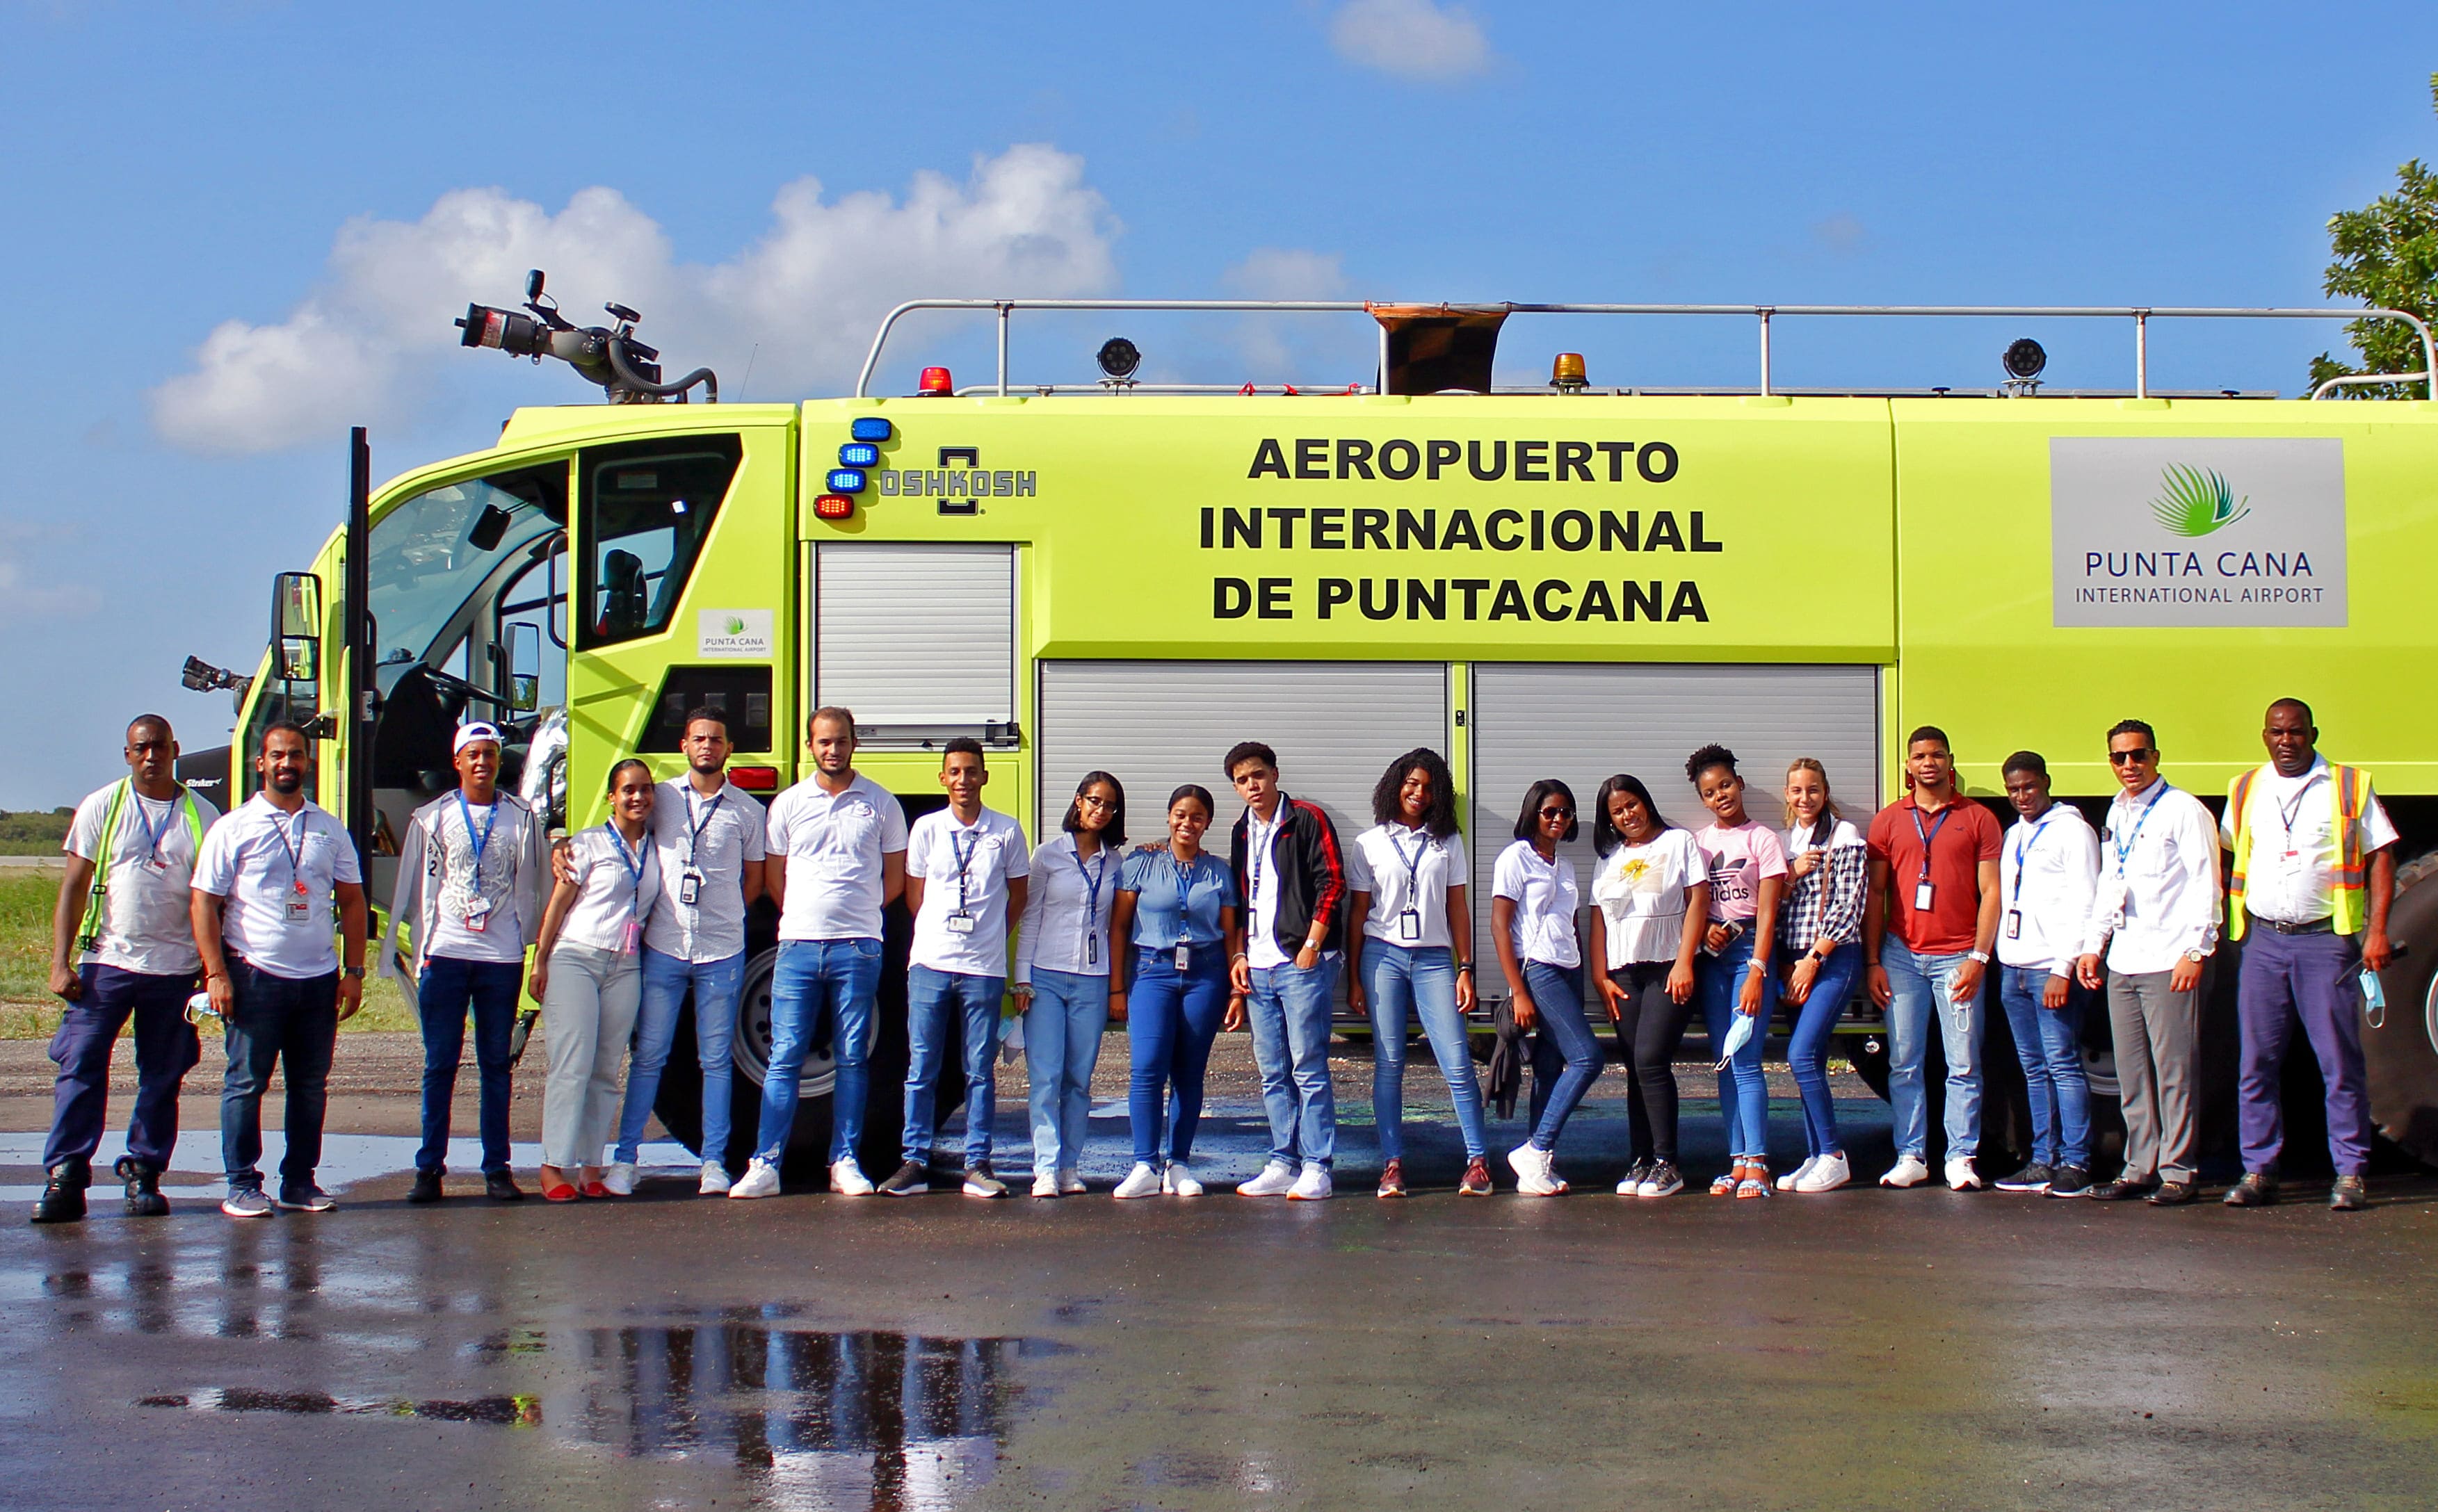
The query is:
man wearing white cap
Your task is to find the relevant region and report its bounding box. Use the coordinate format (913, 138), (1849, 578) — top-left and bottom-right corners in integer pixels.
(379, 722), (548, 1202)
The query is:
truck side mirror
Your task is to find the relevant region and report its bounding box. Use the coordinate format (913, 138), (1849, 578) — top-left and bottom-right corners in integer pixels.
(272, 571), (322, 685)
(506, 621), (542, 713)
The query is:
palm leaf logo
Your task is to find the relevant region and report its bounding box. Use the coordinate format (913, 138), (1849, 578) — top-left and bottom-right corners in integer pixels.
(2148, 464), (2251, 537)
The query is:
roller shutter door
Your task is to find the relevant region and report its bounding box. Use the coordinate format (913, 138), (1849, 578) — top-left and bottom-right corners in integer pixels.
(1467, 662), (1881, 989)
(1035, 660), (1450, 857)
(813, 543), (1015, 732)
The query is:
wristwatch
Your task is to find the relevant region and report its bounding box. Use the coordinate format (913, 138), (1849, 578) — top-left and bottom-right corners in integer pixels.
(2183, 948), (2206, 964)
(1967, 950), (1991, 965)
(341, 966), (365, 979)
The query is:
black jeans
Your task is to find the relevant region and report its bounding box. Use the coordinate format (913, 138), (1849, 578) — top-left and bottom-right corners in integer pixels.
(220, 959), (339, 1191)
(1608, 960), (1695, 1164)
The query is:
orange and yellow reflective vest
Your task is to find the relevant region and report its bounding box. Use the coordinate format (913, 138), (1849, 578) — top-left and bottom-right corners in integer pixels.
(2225, 762), (2371, 940)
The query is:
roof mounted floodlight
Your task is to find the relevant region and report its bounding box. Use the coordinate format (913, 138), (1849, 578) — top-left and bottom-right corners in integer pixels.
(2001, 336), (2047, 396)
(1095, 337), (1141, 384)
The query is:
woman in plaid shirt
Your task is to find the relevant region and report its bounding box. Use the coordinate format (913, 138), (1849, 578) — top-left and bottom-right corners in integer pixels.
(1777, 758), (1871, 1193)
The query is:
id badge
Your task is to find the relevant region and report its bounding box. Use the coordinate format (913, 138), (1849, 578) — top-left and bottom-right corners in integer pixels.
(1397, 909), (1423, 943)
(284, 888), (313, 923)
(1085, 934), (1099, 967)
(464, 897), (492, 934)
(679, 870), (703, 907)
(946, 912), (976, 936)
(1913, 879), (1936, 912)
(2003, 909), (2021, 941)
(1174, 943), (1191, 972)
(145, 858), (171, 875)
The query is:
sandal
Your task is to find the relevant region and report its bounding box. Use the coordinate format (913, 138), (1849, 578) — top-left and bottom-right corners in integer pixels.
(542, 1182), (580, 1203)
(581, 1180), (611, 1199)
(1736, 1164), (1771, 1199)
(1711, 1163), (1745, 1196)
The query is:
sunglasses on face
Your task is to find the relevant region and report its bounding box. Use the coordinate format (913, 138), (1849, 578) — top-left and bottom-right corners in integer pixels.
(2108, 747), (2156, 765)
(1538, 806), (1574, 820)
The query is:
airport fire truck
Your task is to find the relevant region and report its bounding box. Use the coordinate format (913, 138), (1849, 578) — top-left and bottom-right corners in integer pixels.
(177, 277), (2438, 1177)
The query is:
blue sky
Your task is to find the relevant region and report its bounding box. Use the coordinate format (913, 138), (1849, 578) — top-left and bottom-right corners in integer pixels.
(3, 1), (2436, 806)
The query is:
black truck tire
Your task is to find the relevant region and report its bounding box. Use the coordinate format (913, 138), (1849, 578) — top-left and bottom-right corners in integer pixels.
(2364, 866), (2438, 1169)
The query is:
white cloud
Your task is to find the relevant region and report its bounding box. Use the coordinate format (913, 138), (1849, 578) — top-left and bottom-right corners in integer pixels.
(1328, 0), (1492, 82)
(151, 145), (1120, 455)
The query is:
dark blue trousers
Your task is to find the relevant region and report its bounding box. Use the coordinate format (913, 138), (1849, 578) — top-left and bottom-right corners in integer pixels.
(221, 959), (339, 1190)
(416, 955), (523, 1175)
(2237, 922), (2373, 1177)
(44, 965), (201, 1169)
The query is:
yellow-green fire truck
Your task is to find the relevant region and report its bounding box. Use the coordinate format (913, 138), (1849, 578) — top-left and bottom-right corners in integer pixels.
(179, 287), (2438, 1176)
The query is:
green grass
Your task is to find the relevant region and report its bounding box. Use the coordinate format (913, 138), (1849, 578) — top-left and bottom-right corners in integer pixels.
(0, 869), (419, 1037)
(0, 808), (73, 857)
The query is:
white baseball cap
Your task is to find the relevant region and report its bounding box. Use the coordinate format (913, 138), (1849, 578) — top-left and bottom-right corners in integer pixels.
(453, 722), (504, 754)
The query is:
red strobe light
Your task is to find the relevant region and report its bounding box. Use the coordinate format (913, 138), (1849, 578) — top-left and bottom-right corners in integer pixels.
(918, 366), (954, 396)
(814, 494), (855, 521)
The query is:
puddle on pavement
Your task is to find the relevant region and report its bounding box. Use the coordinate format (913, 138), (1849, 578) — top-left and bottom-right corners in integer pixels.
(138, 1388), (540, 1425)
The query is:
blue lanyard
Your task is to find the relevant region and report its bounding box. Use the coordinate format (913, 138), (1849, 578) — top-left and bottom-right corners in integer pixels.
(2111, 783), (2170, 877)
(2008, 811), (2057, 904)
(456, 792), (498, 876)
(686, 789), (725, 866)
(1070, 843), (1108, 932)
(131, 787), (183, 861)
(1389, 826), (1430, 900)
(607, 823), (652, 922)
(948, 824), (980, 913)
(2274, 771), (2324, 839)
(268, 806), (309, 895)
(1170, 852), (1204, 943)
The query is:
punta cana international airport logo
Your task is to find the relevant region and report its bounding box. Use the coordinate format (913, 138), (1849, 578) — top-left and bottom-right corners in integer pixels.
(2049, 437), (2345, 628)
(2148, 464), (2252, 539)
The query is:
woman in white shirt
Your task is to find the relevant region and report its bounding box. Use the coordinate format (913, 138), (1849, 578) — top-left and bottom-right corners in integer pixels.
(1775, 758), (1869, 1194)
(1012, 772), (1127, 1199)
(1346, 749), (1487, 1199)
(1492, 779), (1595, 1196)
(1588, 774), (1710, 1199)
(530, 760), (660, 1202)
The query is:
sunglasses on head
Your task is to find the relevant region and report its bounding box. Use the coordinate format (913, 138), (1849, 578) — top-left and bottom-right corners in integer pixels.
(2108, 747), (2155, 765)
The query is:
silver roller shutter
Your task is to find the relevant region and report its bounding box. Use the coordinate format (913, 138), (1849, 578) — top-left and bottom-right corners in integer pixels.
(1035, 658), (1448, 859)
(813, 543), (1015, 733)
(1467, 662), (1881, 991)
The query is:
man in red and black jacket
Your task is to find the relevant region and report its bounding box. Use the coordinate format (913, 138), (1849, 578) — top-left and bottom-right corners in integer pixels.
(1223, 741), (1349, 1201)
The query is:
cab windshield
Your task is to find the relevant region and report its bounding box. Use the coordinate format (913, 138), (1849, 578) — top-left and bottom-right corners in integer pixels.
(369, 467), (565, 671)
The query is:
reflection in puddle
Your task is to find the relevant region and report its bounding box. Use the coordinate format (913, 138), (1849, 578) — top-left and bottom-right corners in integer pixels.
(139, 1388), (540, 1425)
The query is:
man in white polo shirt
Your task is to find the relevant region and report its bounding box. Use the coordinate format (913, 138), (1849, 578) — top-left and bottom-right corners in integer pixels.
(190, 721), (368, 1219)
(33, 714), (218, 1224)
(745, 707), (906, 1199)
(885, 738), (1028, 1198)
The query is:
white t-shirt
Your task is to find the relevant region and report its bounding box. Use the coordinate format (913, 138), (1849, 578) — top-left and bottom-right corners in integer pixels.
(1244, 806), (1291, 970)
(191, 795), (362, 981)
(766, 773), (910, 943)
(558, 822), (662, 954)
(906, 806), (1030, 977)
(1492, 839), (1581, 970)
(64, 781), (221, 975)
(642, 778), (769, 962)
(1590, 827), (1709, 968)
(418, 796), (539, 966)
(2222, 758), (2401, 926)
(1347, 823), (1469, 951)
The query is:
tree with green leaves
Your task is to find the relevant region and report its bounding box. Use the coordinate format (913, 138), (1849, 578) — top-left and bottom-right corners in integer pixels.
(2310, 72), (2438, 399)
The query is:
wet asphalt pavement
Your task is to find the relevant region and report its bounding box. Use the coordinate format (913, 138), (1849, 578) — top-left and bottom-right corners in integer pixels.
(6, 1068), (2437, 1511)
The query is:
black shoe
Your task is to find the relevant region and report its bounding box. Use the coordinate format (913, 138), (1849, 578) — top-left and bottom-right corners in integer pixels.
(2224, 1171), (2279, 1208)
(1994, 1162), (2055, 1194)
(2147, 1179), (2200, 1206)
(408, 1170), (446, 1204)
(485, 1172), (526, 1202)
(2046, 1164), (2092, 1197)
(878, 1160), (930, 1197)
(30, 1157), (90, 1224)
(115, 1157), (169, 1218)
(2330, 1175), (2368, 1211)
(2088, 1176), (2157, 1203)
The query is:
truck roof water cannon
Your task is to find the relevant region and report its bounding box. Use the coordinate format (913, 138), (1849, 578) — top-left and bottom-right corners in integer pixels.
(455, 269), (718, 404)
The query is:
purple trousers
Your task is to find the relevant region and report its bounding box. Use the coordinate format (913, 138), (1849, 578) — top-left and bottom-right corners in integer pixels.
(2236, 922), (2373, 1178)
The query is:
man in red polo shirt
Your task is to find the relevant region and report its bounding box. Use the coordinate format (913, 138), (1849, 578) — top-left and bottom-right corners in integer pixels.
(1864, 726), (2005, 1192)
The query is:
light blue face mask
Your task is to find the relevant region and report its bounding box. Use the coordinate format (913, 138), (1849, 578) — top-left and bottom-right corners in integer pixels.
(1714, 1012), (1756, 1070)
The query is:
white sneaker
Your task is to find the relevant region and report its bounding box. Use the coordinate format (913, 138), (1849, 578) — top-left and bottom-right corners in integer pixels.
(1236, 1160), (1298, 1197)
(1113, 1162), (1163, 1199)
(600, 1162), (638, 1197)
(1508, 1142), (1563, 1197)
(698, 1160), (734, 1196)
(1880, 1155), (1930, 1189)
(1165, 1161), (1205, 1197)
(727, 1158), (780, 1200)
(1057, 1168), (1086, 1195)
(1031, 1173), (1060, 1198)
(1286, 1163), (1334, 1201)
(1795, 1153), (1852, 1193)
(1946, 1156), (1983, 1192)
(830, 1156), (875, 1196)
(1776, 1155), (1821, 1192)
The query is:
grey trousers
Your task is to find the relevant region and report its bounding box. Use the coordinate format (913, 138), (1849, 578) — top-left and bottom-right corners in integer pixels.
(2107, 967), (2202, 1183)
(540, 941), (641, 1171)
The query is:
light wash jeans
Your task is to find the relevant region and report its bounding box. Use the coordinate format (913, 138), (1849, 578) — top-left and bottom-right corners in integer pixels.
(1883, 937), (1984, 1163)
(1997, 964), (2092, 1169)
(613, 947), (747, 1167)
(1361, 941), (1487, 1162)
(1245, 954), (1341, 1168)
(1523, 960), (1600, 1151)
(904, 966), (1006, 1169)
(1022, 968), (1109, 1178)
(761, 937), (881, 1166)
(1786, 943), (1863, 1162)
(1695, 932), (1775, 1162)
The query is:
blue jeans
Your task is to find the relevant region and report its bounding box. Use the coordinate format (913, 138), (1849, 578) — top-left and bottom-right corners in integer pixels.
(1786, 943), (1862, 1161)
(45, 965), (200, 1169)
(904, 966), (1006, 1168)
(1524, 961), (1601, 1150)
(763, 937), (882, 1165)
(1362, 941), (1487, 1161)
(1127, 952), (1231, 1166)
(1697, 933), (1775, 1161)
(220, 959), (337, 1191)
(1999, 964), (2092, 1169)
(614, 947), (748, 1167)
(1245, 954), (1341, 1167)
(1023, 969), (1109, 1177)
(415, 955), (523, 1176)
(1884, 937), (1985, 1162)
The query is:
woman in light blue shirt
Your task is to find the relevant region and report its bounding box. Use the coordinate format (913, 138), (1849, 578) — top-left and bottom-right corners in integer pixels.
(1107, 784), (1241, 1199)
(1012, 772), (1126, 1198)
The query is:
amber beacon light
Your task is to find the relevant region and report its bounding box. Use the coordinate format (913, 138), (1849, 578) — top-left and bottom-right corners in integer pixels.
(1551, 352), (1589, 391)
